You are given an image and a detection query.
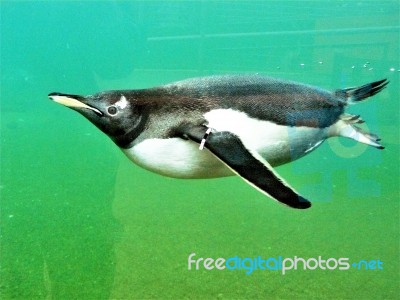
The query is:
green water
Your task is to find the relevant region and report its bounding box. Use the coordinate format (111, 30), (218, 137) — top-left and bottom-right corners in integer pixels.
(1, 1), (399, 299)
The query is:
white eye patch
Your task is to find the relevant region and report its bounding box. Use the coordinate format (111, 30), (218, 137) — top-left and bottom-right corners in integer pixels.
(115, 95), (129, 110)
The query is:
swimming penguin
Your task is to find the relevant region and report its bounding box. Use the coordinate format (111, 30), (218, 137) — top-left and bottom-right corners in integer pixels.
(48, 75), (388, 209)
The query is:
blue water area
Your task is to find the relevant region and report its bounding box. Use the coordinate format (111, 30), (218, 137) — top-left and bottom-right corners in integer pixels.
(1, 1), (399, 299)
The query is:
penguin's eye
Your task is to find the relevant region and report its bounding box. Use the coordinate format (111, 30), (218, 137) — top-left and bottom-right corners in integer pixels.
(107, 106), (118, 115)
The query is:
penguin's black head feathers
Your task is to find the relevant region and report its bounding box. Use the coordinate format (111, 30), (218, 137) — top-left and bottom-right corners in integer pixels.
(49, 91), (148, 148)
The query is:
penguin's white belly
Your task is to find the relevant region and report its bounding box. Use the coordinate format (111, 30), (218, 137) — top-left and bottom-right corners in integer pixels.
(204, 109), (328, 166)
(123, 109), (328, 179)
(123, 138), (233, 178)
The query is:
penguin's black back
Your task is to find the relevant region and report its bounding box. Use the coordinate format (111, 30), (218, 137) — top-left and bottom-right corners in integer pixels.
(160, 75), (345, 128)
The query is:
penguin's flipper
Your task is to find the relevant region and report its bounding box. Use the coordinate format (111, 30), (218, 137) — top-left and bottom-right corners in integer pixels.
(181, 126), (311, 209)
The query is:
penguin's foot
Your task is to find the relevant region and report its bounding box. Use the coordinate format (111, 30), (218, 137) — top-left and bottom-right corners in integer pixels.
(333, 115), (384, 149)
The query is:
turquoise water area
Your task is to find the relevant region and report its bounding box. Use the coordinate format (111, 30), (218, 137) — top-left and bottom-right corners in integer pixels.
(1, 1), (399, 299)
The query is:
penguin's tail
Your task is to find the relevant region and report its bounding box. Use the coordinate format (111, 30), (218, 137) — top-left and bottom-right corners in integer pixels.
(335, 79), (389, 104)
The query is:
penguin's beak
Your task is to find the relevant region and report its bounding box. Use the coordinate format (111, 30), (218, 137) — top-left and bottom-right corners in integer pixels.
(48, 92), (103, 116)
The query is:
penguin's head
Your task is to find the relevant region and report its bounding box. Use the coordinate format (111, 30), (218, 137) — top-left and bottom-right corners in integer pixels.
(48, 91), (147, 148)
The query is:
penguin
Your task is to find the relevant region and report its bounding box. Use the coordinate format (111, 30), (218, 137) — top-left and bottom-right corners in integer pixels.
(48, 75), (388, 209)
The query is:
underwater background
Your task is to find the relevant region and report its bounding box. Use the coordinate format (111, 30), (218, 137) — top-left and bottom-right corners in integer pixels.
(1, 1), (399, 299)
